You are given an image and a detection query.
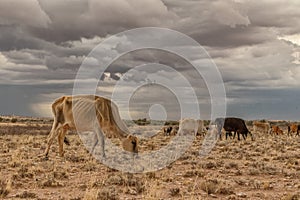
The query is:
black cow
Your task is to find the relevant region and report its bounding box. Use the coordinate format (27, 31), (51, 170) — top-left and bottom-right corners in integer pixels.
(164, 126), (173, 136)
(215, 117), (252, 140)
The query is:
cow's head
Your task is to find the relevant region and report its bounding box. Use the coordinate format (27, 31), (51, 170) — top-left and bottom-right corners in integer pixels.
(122, 135), (138, 154)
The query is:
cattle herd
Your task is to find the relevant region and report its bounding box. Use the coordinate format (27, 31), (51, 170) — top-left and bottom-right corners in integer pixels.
(162, 117), (299, 140)
(44, 95), (300, 159)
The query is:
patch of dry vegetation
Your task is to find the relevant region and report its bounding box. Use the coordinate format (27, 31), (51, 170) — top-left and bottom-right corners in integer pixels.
(0, 118), (299, 199)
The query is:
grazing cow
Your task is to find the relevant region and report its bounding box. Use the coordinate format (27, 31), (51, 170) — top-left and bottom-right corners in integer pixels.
(270, 125), (284, 135)
(164, 126), (173, 136)
(215, 117), (252, 140)
(178, 118), (198, 136)
(197, 120), (207, 136)
(44, 95), (138, 158)
(287, 124), (300, 136)
(163, 125), (179, 136)
(253, 121), (270, 134)
(171, 125), (179, 135)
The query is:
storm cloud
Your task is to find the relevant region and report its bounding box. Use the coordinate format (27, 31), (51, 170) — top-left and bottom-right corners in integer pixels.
(0, 0), (299, 120)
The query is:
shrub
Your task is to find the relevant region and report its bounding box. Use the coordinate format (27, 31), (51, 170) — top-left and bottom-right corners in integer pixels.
(11, 118), (17, 123)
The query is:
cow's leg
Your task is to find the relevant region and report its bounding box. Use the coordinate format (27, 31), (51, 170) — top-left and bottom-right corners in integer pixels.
(242, 132), (247, 140)
(90, 132), (99, 154)
(58, 125), (68, 157)
(226, 131), (232, 140)
(218, 128), (222, 140)
(44, 123), (60, 157)
(237, 131), (241, 141)
(93, 127), (105, 158)
(230, 132), (234, 139)
(232, 131), (237, 139)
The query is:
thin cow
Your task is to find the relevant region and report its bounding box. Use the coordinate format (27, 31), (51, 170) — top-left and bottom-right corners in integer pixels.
(43, 95), (138, 158)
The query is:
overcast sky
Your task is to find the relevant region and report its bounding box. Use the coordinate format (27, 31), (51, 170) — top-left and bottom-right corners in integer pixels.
(0, 0), (300, 120)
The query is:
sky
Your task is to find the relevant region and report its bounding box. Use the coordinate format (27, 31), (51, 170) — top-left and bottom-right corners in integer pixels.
(0, 0), (300, 120)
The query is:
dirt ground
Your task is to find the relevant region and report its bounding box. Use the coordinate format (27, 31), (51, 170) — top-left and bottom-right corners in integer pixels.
(0, 118), (299, 200)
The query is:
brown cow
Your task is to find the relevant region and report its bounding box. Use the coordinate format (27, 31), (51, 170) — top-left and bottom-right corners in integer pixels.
(197, 120), (207, 136)
(43, 95), (138, 158)
(270, 125), (284, 135)
(287, 124), (300, 136)
(253, 121), (270, 134)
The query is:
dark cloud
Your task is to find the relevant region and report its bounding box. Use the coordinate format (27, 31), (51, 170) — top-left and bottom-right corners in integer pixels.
(0, 0), (51, 28)
(0, 0), (299, 119)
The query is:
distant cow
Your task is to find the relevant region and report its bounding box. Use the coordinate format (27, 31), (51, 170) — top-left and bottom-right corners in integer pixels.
(197, 120), (207, 136)
(253, 121), (270, 134)
(270, 125), (284, 135)
(178, 118), (198, 136)
(215, 117), (252, 140)
(163, 125), (178, 136)
(164, 126), (173, 136)
(287, 124), (300, 136)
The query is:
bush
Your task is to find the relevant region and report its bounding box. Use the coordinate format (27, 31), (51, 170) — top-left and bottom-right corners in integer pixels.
(11, 118), (17, 123)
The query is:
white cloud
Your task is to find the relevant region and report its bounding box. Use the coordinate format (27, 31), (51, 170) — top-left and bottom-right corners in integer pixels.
(211, 1), (250, 28)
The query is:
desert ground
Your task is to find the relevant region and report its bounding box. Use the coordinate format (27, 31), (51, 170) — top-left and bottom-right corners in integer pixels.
(0, 116), (299, 200)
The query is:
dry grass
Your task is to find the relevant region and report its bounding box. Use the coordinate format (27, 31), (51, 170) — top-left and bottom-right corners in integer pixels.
(0, 117), (300, 199)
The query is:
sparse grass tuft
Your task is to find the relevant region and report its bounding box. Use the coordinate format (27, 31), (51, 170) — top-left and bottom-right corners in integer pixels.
(282, 193), (300, 200)
(97, 186), (119, 200)
(200, 180), (218, 194)
(105, 174), (124, 186)
(16, 191), (37, 198)
(170, 187), (180, 197)
(38, 174), (64, 188)
(125, 178), (145, 194)
(0, 178), (11, 198)
(225, 162), (239, 169)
